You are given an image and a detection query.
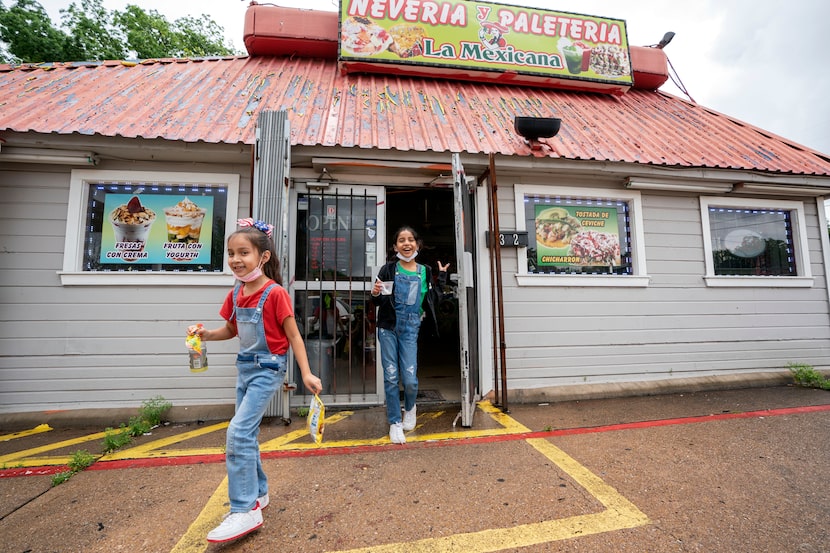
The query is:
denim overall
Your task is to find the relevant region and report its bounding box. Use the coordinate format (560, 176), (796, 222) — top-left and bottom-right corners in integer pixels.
(226, 282), (286, 513)
(378, 264), (423, 424)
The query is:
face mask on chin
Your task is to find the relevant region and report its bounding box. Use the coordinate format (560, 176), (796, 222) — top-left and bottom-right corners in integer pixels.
(396, 250), (418, 262)
(237, 266), (263, 283)
(237, 257), (265, 283)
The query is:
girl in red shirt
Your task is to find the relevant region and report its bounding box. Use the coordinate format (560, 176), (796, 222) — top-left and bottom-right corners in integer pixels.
(188, 218), (321, 543)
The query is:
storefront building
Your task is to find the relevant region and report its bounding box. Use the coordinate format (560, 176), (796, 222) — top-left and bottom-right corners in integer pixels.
(2, 2), (830, 425)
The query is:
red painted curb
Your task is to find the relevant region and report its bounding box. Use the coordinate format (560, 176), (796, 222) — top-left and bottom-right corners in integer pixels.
(3, 403), (828, 478)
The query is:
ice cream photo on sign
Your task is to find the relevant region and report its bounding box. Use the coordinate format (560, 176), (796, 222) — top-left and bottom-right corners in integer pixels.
(163, 196), (207, 261)
(109, 196), (156, 262)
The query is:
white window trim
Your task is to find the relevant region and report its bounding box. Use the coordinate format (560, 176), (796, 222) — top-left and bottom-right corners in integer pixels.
(699, 195), (813, 288)
(60, 169), (239, 286)
(513, 184), (649, 287)
(818, 197), (830, 302)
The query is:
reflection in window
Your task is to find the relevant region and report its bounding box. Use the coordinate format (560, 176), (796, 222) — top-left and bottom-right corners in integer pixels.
(708, 207), (795, 276)
(295, 192), (378, 282)
(523, 194), (632, 275)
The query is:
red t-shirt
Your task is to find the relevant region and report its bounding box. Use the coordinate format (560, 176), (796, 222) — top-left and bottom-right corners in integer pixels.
(219, 281), (294, 354)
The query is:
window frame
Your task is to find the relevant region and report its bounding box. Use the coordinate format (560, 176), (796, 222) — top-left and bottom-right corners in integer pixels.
(60, 169), (239, 286)
(699, 196), (813, 288)
(513, 184), (649, 287)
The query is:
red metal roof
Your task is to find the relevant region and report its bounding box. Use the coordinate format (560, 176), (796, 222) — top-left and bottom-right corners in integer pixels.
(2, 56), (829, 176)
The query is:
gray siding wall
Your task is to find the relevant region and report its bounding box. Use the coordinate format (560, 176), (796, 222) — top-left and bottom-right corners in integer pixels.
(0, 161), (252, 414)
(494, 181), (830, 390)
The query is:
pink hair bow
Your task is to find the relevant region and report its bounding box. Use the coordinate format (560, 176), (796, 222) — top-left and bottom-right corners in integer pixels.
(237, 218), (274, 238)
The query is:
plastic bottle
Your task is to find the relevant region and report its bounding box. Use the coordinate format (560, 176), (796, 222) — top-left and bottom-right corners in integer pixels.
(187, 324), (208, 373)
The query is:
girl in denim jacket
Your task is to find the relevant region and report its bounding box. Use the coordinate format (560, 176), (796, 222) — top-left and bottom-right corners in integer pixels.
(371, 226), (448, 444)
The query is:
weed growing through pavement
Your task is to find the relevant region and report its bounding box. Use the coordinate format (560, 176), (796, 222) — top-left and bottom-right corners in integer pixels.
(102, 424), (134, 453)
(788, 362), (830, 390)
(139, 396), (172, 427)
(51, 396), (173, 486)
(50, 449), (96, 487)
(68, 449), (96, 471)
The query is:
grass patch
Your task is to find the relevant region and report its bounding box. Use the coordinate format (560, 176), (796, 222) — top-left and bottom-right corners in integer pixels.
(788, 362), (830, 390)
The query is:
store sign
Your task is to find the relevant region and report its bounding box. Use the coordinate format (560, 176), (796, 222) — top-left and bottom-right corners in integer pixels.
(534, 205), (621, 269)
(339, 0), (632, 92)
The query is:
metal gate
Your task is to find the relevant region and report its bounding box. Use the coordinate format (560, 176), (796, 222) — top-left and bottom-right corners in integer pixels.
(290, 183), (386, 406)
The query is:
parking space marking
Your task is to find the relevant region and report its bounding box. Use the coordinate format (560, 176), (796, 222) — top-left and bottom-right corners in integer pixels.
(102, 421), (229, 460)
(170, 477), (230, 553)
(171, 402), (649, 553)
(0, 429), (109, 467)
(0, 423), (52, 442)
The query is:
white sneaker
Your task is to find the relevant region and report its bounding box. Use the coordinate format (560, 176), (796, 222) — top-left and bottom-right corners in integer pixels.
(257, 494), (269, 510)
(219, 496), (269, 521)
(389, 422), (406, 444)
(402, 406), (417, 431)
(206, 504), (263, 543)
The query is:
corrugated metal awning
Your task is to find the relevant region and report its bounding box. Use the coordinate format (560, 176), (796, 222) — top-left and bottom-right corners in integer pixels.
(1, 56), (828, 176)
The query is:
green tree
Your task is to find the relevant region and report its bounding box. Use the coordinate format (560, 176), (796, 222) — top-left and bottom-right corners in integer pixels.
(61, 0), (126, 61)
(0, 0), (69, 63)
(0, 0), (237, 64)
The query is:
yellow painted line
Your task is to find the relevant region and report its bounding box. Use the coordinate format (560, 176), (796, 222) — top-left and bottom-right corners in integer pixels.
(5, 455), (101, 468)
(0, 424), (52, 442)
(171, 401), (649, 552)
(102, 422), (229, 461)
(170, 476), (229, 553)
(0, 430), (110, 465)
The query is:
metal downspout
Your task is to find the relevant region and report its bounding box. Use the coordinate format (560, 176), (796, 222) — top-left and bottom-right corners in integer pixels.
(487, 153), (509, 412)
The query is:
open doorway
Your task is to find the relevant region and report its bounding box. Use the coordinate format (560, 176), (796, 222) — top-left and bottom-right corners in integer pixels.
(385, 187), (461, 403)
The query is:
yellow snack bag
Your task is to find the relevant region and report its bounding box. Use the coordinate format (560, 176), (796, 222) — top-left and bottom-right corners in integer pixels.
(307, 394), (325, 444)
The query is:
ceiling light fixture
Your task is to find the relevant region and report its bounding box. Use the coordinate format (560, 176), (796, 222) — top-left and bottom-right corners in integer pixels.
(0, 146), (99, 166)
(305, 167), (337, 188)
(732, 183), (830, 197)
(624, 177), (733, 193)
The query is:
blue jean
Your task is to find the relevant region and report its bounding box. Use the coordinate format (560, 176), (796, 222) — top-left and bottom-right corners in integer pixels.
(226, 353), (285, 512)
(378, 311), (421, 424)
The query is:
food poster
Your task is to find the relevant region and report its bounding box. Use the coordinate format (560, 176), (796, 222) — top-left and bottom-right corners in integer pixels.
(101, 194), (214, 264)
(339, 0), (632, 85)
(534, 205), (621, 268)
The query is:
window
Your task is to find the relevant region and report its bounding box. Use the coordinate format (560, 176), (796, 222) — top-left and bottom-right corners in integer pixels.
(700, 196), (813, 287)
(294, 191), (378, 282)
(61, 170), (239, 285)
(514, 185), (648, 287)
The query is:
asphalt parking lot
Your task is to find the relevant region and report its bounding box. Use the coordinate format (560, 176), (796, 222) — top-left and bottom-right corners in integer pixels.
(1, 385), (828, 553)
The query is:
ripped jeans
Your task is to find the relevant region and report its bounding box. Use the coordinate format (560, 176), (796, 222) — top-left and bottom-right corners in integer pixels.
(378, 311), (421, 424)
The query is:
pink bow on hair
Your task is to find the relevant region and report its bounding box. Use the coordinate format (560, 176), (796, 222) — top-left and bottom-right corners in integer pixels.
(237, 218), (275, 238)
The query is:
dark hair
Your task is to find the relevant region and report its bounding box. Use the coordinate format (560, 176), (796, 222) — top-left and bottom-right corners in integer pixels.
(388, 225), (423, 260)
(229, 227), (282, 285)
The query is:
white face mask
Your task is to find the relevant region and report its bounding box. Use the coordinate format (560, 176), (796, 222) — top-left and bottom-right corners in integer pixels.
(396, 250), (418, 262)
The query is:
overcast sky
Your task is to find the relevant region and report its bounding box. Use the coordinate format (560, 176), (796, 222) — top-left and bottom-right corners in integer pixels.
(37, 0), (829, 155)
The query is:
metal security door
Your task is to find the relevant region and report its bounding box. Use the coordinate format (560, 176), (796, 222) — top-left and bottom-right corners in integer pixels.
(452, 154), (480, 427)
(291, 183), (386, 406)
